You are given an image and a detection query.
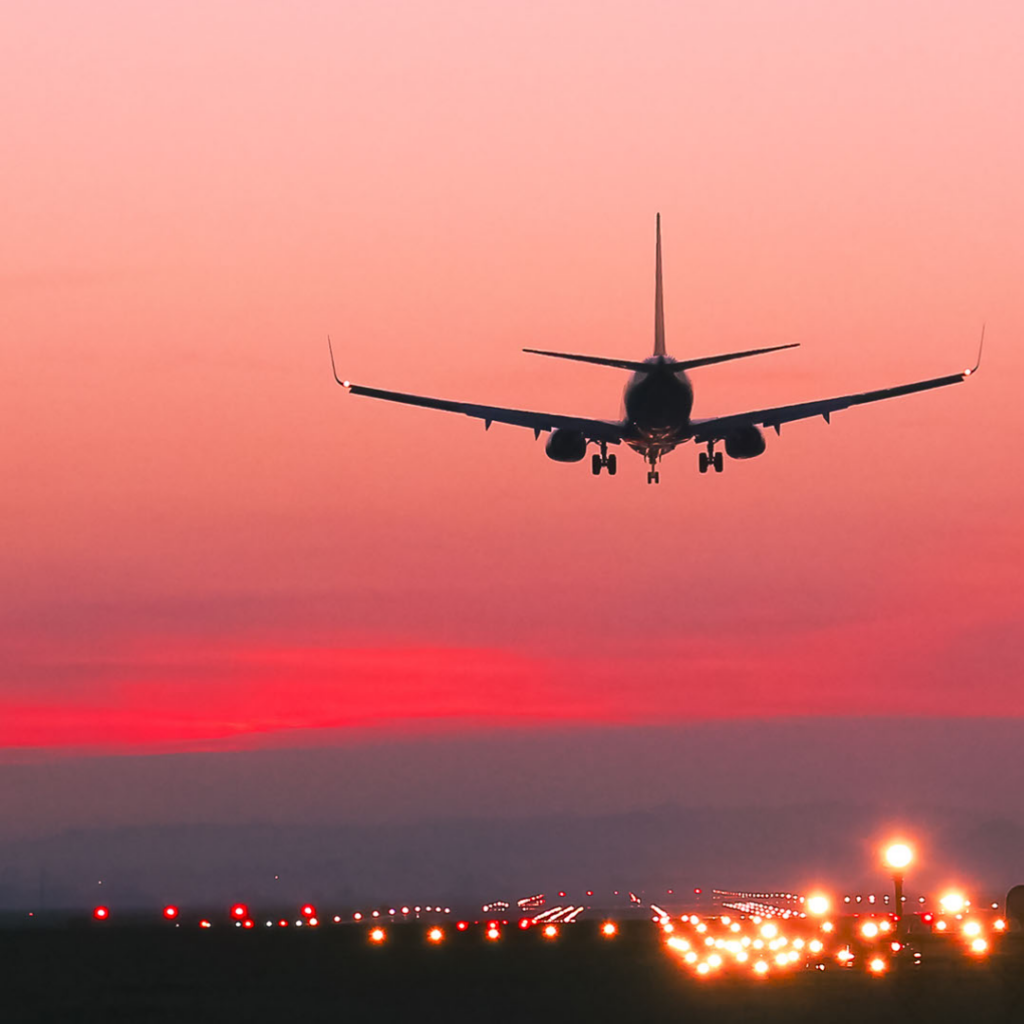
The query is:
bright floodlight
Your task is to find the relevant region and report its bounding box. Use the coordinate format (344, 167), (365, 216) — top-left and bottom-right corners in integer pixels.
(806, 895), (830, 916)
(940, 892), (966, 914)
(884, 843), (913, 870)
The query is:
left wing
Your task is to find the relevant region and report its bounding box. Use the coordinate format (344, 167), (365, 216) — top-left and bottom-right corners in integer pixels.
(691, 341), (982, 444)
(329, 341), (623, 444)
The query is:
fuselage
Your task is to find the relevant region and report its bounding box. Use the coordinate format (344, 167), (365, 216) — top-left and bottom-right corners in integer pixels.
(620, 357), (694, 456)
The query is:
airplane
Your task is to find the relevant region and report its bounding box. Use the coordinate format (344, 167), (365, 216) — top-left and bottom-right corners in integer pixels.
(329, 215), (982, 484)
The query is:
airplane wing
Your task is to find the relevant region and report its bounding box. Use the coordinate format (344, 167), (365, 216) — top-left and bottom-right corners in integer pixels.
(329, 341), (623, 444)
(690, 342), (982, 444)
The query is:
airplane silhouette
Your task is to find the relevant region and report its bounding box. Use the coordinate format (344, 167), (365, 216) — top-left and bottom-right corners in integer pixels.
(330, 216), (981, 484)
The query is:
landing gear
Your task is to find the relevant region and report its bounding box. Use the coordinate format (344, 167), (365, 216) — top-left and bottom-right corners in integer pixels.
(592, 444), (616, 476)
(699, 443), (724, 475)
(646, 450), (660, 485)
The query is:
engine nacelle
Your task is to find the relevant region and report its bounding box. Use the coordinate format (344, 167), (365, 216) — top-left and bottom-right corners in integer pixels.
(545, 428), (587, 462)
(725, 425), (766, 459)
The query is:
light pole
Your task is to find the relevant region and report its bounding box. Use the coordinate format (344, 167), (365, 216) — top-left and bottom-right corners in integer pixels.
(884, 843), (914, 937)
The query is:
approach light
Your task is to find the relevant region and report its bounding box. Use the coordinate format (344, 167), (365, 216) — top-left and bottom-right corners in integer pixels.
(601, 922), (617, 937)
(486, 926), (500, 940)
(427, 927), (444, 943)
(301, 904), (315, 918)
(753, 960), (769, 976)
(869, 957), (887, 974)
(861, 922), (879, 939)
(884, 843), (913, 871)
(543, 925), (558, 939)
(963, 921), (982, 938)
(231, 904), (248, 920)
(162, 905), (179, 920)
(971, 938), (988, 954)
(940, 892), (966, 914)
(806, 895), (830, 916)
(370, 927), (386, 943)
(935, 920), (948, 932)
(93, 906), (110, 921)
(995, 919), (1007, 932)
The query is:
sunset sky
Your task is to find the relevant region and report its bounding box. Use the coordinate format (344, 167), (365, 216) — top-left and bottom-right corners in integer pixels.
(2, 1), (1023, 858)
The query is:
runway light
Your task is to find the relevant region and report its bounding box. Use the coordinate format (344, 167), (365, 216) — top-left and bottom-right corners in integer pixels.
(753, 960), (769, 976)
(543, 925), (558, 939)
(662, 923), (674, 934)
(806, 895), (830, 916)
(971, 938), (988, 954)
(457, 921), (468, 931)
(427, 927), (444, 943)
(963, 921), (982, 938)
(333, 916), (341, 924)
(370, 927), (386, 943)
(935, 920), (948, 931)
(995, 919), (1006, 931)
(837, 948), (854, 964)
(308, 917), (319, 927)
(601, 922), (617, 937)
(696, 962), (710, 976)
(861, 922), (879, 939)
(869, 957), (887, 974)
(822, 921), (834, 933)
(199, 919), (212, 929)
(353, 912), (363, 921)
(243, 919), (254, 930)
(707, 954), (722, 968)
(884, 844), (913, 870)
(486, 927), (501, 941)
(231, 904), (248, 920)
(301, 904), (315, 918)
(278, 920), (289, 928)
(518, 918), (531, 930)
(878, 920), (892, 933)
(940, 892), (966, 914)
(162, 905), (179, 920)
(760, 924), (778, 939)
(93, 906), (109, 921)
(809, 940), (823, 954)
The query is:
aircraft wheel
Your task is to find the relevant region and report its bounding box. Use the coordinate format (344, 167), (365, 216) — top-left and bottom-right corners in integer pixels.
(607, 454), (617, 476)
(592, 454), (602, 475)
(713, 452), (724, 473)
(699, 453), (709, 474)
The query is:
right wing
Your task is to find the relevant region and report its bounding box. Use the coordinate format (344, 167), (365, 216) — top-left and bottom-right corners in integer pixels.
(691, 343), (982, 443)
(329, 341), (623, 444)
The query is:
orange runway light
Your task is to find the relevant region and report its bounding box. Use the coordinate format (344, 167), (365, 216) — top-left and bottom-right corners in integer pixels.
(971, 938), (988, 954)
(601, 922), (617, 937)
(427, 927), (444, 943)
(543, 924), (558, 939)
(869, 957), (887, 974)
(486, 926), (501, 941)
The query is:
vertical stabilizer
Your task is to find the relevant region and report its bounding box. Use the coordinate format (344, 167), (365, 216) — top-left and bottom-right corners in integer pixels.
(654, 213), (665, 356)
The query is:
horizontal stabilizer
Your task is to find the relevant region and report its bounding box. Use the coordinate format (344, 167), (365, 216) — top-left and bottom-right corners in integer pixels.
(522, 342), (799, 373)
(672, 343), (799, 371)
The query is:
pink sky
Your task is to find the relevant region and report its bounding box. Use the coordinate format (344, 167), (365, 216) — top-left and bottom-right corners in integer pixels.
(1, 1), (1023, 760)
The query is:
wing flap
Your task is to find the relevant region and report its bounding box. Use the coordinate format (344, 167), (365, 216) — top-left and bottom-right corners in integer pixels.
(344, 383), (623, 443)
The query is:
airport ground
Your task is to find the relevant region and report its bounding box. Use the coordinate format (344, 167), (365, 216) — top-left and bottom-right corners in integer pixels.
(4, 920), (1024, 1024)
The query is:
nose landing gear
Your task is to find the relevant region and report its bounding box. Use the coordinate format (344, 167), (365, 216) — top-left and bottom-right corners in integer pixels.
(646, 450), (660, 485)
(592, 444), (617, 476)
(698, 442), (724, 475)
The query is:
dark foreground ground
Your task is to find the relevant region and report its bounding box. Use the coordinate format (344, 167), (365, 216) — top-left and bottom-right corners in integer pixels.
(4, 922), (1024, 1024)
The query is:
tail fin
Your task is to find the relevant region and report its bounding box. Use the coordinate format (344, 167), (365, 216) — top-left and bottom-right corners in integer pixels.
(654, 213), (665, 356)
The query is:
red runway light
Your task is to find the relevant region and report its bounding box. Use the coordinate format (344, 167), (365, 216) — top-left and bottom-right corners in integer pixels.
(242, 918), (255, 929)
(519, 918), (531, 930)
(199, 919), (212, 929)
(301, 904), (316, 918)
(457, 921), (469, 931)
(93, 906), (109, 921)
(231, 904), (248, 919)
(278, 919), (289, 928)
(163, 905), (179, 920)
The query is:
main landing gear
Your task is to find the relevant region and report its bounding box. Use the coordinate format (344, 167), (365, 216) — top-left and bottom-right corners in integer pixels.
(592, 443), (617, 476)
(698, 442), (724, 475)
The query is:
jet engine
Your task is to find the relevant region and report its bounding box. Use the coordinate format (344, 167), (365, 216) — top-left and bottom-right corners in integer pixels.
(545, 428), (587, 462)
(725, 425), (766, 459)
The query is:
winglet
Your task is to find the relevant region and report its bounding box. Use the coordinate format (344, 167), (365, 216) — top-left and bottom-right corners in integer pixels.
(964, 323), (984, 377)
(654, 213), (665, 357)
(327, 336), (351, 388)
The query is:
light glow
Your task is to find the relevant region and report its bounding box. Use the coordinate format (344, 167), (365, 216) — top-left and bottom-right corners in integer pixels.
(884, 843), (914, 870)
